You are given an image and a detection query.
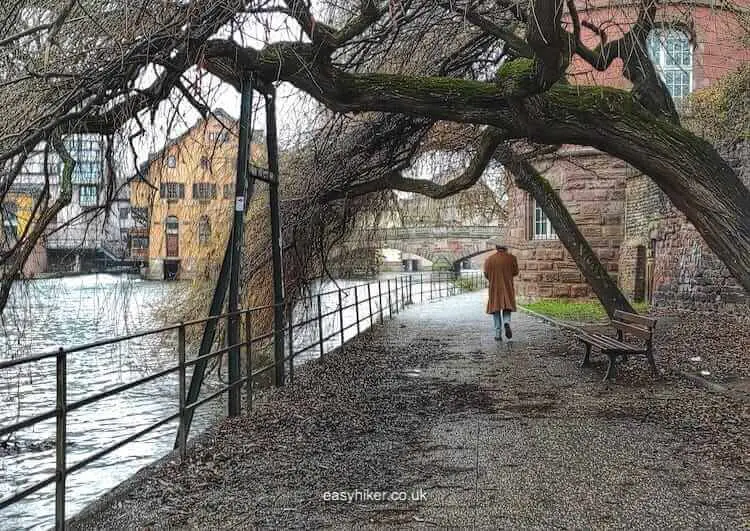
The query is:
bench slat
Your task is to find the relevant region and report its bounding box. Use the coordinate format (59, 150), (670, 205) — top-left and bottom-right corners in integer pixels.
(613, 310), (657, 329)
(611, 320), (652, 340)
(578, 332), (646, 353)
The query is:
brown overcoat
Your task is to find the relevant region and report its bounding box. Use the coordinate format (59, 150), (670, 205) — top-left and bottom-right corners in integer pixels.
(484, 251), (519, 313)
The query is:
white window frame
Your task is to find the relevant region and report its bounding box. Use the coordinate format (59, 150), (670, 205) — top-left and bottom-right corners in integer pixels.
(533, 200), (556, 240)
(647, 29), (693, 101)
(79, 185), (98, 207)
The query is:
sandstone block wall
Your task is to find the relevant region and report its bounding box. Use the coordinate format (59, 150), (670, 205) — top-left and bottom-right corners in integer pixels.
(507, 147), (626, 301)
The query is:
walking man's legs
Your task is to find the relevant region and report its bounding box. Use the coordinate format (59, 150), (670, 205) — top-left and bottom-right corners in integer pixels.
(502, 310), (513, 339)
(492, 312), (502, 340)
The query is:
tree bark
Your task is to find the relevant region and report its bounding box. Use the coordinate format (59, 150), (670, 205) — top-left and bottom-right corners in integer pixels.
(495, 144), (635, 318)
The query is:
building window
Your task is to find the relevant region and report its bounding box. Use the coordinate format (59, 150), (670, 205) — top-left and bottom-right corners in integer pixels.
(79, 185), (98, 207)
(119, 207), (129, 220)
(223, 184), (233, 199)
(66, 136), (103, 184)
(165, 216), (179, 233)
(198, 216), (211, 245)
(166, 155), (177, 168)
(193, 182), (216, 201)
(131, 207), (149, 224)
(208, 130), (230, 143)
(200, 157), (211, 170)
(647, 29), (693, 100)
(131, 236), (149, 250)
(533, 200), (556, 240)
(160, 182), (184, 200)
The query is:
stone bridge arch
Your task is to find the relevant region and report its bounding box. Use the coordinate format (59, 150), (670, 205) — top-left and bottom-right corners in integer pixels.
(338, 226), (502, 271)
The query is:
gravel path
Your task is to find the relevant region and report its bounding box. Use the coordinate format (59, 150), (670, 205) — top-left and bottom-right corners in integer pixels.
(69, 291), (749, 529)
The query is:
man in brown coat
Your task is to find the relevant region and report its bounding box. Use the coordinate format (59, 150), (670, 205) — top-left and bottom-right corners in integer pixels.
(483, 243), (519, 340)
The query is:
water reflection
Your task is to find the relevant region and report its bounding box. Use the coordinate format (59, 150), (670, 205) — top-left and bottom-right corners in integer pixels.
(0, 274), (226, 530)
(0, 272), (461, 530)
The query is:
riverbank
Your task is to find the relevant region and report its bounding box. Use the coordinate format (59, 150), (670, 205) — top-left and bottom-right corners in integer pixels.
(69, 291), (748, 529)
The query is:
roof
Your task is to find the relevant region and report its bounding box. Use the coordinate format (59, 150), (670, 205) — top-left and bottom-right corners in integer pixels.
(134, 108), (265, 180)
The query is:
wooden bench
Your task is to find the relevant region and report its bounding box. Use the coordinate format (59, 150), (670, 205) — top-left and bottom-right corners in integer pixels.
(576, 310), (658, 381)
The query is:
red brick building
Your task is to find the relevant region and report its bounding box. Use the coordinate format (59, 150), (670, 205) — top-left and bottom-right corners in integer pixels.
(507, 0), (750, 310)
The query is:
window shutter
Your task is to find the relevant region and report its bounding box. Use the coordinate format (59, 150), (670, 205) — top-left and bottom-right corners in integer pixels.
(192, 183), (197, 199)
(160, 183), (166, 198)
(211, 184), (217, 199)
(179, 183), (185, 198)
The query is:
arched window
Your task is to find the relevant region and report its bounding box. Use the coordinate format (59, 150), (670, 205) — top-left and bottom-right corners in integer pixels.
(647, 29), (693, 100)
(198, 215), (211, 245)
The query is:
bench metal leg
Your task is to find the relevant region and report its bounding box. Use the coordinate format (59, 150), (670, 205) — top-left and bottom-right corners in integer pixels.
(581, 343), (592, 367)
(603, 353), (617, 382)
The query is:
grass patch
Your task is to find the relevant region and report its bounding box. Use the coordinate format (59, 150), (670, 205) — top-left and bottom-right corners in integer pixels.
(521, 299), (649, 322)
(454, 277), (482, 292)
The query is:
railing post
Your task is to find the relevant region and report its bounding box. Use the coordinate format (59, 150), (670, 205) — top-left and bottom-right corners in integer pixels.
(408, 275), (413, 305)
(55, 347), (67, 531)
(420, 273), (423, 303)
(354, 286), (360, 334)
(245, 311), (253, 413)
(177, 324), (187, 460)
(387, 279), (392, 318)
(287, 302), (294, 384)
(430, 271), (433, 300)
(394, 277), (399, 313)
(317, 294), (324, 360)
(378, 280), (384, 324)
(338, 289), (345, 350)
(367, 283), (373, 328)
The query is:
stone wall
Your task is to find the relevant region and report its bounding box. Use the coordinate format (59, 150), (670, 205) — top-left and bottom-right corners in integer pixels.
(624, 141), (750, 314)
(506, 147), (626, 301)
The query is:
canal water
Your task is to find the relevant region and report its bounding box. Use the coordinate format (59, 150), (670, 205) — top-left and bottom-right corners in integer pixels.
(0, 272), (460, 530)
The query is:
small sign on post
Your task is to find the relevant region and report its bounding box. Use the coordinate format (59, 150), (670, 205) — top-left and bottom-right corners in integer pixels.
(235, 196), (245, 212)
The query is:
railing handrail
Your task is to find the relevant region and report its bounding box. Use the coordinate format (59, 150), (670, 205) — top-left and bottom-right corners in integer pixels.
(0, 273), (446, 369)
(0, 270), (488, 529)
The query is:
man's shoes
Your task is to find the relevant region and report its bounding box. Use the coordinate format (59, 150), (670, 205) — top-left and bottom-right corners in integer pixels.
(504, 323), (512, 339)
(494, 330), (502, 341)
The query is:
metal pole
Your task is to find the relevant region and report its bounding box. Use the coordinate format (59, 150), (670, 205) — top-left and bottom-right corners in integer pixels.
(228, 75), (254, 417)
(394, 277), (399, 313)
(177, 325), (187, 460)
(338, 289), (345, 350)
(354, 286), (360, 334)
(408, 275), (413, 305)
(55, 347), (67, 531)
(266, 89), (285, 388)
(420, 273), (423, 303)
(378, 280), (384, 324)
(245, 311), (253, 413)
(317, 294), (325, 359)
(287, 302), (294, 384)
(367, 283), (373, 328)
(387, 279), (392, 318)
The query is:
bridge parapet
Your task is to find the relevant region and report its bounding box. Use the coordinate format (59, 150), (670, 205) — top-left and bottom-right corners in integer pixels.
(350, 225), (502, 241)
(340, 225), (504, 266)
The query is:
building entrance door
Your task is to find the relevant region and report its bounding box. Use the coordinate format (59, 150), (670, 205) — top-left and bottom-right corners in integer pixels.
(165, 216), (179, 258)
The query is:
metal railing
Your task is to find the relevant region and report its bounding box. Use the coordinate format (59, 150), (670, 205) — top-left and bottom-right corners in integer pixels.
(0, 270), (487, 529)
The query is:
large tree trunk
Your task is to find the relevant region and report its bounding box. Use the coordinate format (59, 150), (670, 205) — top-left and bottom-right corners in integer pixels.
(496, 145), (635, 318)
